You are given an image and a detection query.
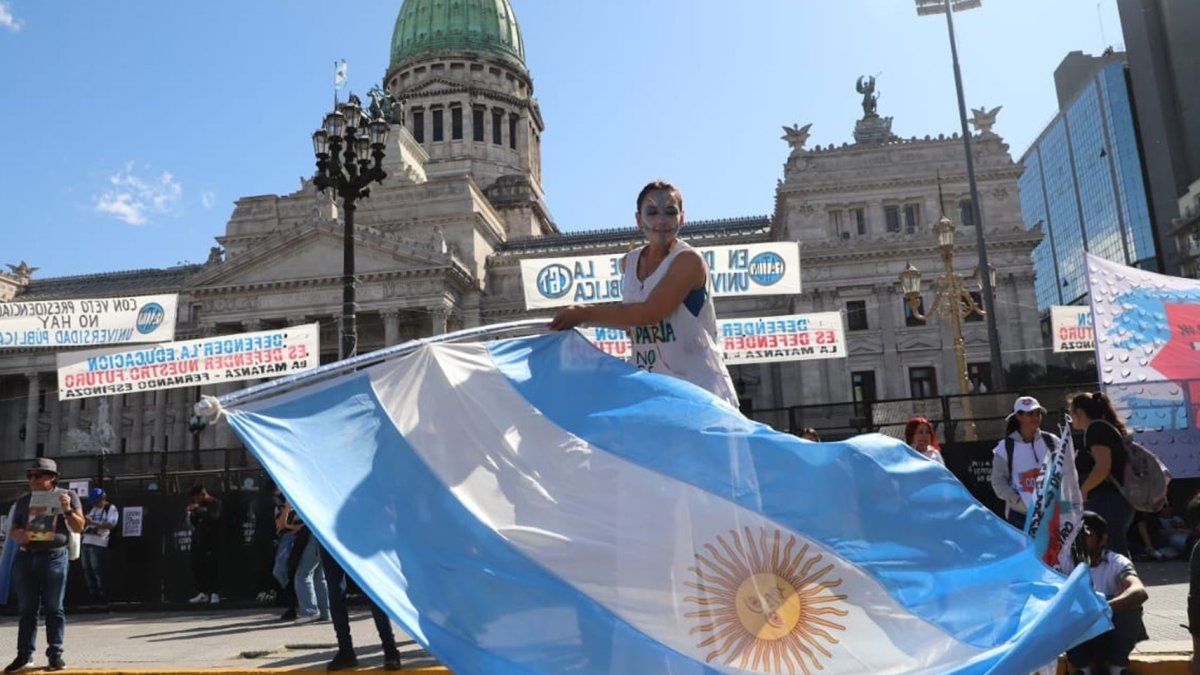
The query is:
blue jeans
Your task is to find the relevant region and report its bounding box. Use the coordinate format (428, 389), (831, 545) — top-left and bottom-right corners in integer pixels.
(1086, 489), (1135, 556)
(294, 535), (328, 619)
(13, 547), (69, 659)
(271, 531), (296, 588)
(81, 544), (109, 604)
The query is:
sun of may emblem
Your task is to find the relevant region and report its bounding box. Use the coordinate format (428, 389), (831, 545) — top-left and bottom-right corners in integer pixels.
(684, 528), (849, 674)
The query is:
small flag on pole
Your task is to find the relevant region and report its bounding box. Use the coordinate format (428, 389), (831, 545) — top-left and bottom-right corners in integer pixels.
(334, 59), (348, 90)
(1025, 420), (1085, 573)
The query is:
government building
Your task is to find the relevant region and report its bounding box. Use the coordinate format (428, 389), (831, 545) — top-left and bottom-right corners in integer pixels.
(0, 0), (1045, 465)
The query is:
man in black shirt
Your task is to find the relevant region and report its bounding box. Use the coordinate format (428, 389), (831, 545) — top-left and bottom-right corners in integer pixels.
(185, 484), (222, 604)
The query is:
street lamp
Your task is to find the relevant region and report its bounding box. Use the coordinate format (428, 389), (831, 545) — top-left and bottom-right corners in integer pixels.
(900, 215), (991, 440)
(915, 0), (1006, 390)
(312, 97), (390, 359)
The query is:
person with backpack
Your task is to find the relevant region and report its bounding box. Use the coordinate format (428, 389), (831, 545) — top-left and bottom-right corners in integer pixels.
(1071, 391), (1136, 556)
(80, 488), (119, 607)
(990, 396), (1062, 530)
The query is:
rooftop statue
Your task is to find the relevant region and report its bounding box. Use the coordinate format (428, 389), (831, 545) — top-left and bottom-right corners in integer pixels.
(969, 105), (1003, 136)
(856, 75), (880, 118)
(368, 85), (404, 125)
(780, 123), (813, 157)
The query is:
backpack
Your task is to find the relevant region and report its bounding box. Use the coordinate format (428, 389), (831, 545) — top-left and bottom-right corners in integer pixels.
(1108, 437), (1170, 512)
(1005, 432), (1057, 486)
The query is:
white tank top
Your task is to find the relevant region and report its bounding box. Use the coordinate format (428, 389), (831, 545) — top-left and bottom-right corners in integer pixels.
(622, 241), (739, 408)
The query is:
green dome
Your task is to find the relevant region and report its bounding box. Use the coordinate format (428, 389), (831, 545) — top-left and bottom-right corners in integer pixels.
(390, 0), (525, 70)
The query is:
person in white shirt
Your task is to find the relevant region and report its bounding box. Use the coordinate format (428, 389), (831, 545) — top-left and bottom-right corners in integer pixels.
(1066, 511), (1148, 675)
(990, 396), (1061, 530)
(550, 180), (738, 408)
(80, 488), (119, 606)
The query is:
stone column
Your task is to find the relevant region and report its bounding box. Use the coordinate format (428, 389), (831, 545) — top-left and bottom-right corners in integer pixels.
(875, 284), (903, 399)
(152, 389), (167, 452)
(108, 393), (123, 454)
(24, 372), (40, 458)
(382, 309), (401, 347)
(65, 395), (80, 439)
(129, 393), (145, 453)
(47, 393), (62, 455)
(172, 388), (190, 455)
(428, 308), (448, 337)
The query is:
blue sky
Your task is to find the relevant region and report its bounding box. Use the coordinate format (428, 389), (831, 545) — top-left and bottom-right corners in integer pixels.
(1, 0), (1122, 279)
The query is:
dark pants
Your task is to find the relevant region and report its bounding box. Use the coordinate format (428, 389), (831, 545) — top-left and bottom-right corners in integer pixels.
(13, 547), (69, 659)
(81, 544), (109, 604)
(191, 538), (219, 595)
(1066, 607), (1146, 669)
(1086, 489), (1135, 556)
(319, 547), (397, 657)
(1005, 508), (1027, 531)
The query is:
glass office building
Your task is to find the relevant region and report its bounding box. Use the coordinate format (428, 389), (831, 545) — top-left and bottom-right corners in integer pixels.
(1019, 52), (1159, 311)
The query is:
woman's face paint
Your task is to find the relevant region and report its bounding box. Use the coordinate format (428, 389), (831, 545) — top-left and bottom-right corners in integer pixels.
(638, 190), (683, 245)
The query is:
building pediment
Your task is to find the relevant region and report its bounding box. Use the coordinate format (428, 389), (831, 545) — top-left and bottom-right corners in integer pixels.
(188, 221), (452, 291)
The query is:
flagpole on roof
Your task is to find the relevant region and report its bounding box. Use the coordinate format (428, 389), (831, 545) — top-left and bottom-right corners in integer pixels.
(193, 319), (552, 420)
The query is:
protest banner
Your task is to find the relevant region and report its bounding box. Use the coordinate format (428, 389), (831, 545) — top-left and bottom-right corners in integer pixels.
(0, 294), (177, 348)
(1050, 305), (1094, 352)
(582, 312), (846, 366)
(56, 323), (319, 401)
(520, 242), (801, 309)
(1086, 253), (1200, 477)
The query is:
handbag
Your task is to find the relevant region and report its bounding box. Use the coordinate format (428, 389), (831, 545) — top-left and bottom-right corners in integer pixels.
(67, 530), (81, 561)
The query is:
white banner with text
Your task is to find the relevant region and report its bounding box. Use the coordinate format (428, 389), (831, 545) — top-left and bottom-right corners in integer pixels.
(1, 294), (177, 348)
(520, 242), (801, 309)
(583, 311), (846, 366)
(1050, 305), (1094, 353)
(56, 323), (319, 400)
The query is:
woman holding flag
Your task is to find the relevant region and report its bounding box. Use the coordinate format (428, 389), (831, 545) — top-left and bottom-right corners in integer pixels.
(550, 180), (739, 408)
(990, 396), (1061, 530)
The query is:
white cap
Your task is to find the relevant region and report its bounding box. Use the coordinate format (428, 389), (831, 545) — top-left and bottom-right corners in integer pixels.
(1006, 395), (1047, 420)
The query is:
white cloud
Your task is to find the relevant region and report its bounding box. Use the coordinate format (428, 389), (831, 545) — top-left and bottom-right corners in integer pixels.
(94, 164), (183, 226)
(0, 2), (23, 31)
(201, 191), (215, 209)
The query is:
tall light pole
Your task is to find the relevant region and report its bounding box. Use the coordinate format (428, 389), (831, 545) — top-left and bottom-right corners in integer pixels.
(916, 0), (1006, 390)
(311, 98), (390, 360)
(900, 215), (996, 441)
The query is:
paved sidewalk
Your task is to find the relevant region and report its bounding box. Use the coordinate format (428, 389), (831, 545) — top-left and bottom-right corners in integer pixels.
(0, 607), (442, 672)
(0, 560), (1190, 672)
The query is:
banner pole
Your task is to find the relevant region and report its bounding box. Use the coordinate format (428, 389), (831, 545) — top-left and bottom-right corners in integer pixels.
(202, 319), (551, 414)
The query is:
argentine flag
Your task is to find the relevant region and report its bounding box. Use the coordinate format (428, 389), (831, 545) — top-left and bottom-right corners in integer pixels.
(223, 331), (1110, 674)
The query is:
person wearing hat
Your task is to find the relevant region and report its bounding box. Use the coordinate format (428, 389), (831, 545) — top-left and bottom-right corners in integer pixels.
(989, 396), (1062, 531)
(4, 458), (84, 673)
(80, 487), (119, 607)
(1066, 510), (1148, 675)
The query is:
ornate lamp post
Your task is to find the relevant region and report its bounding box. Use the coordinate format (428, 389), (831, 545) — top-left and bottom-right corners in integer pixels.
(900, 215), (996, 441)
(915, 0), (1006, 390)
(311, 98), (391, 359)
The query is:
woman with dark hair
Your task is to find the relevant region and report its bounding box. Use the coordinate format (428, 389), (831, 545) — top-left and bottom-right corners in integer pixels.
(550, 180), (738, 407)
(1071, 391), (1134, 556)
(904, 417), (943, 465)
(990, 396), (1061, 530)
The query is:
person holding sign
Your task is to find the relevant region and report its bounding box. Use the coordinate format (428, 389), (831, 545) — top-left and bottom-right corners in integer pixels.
(550, 181), (738, 407)
(5, 459), (84, 673)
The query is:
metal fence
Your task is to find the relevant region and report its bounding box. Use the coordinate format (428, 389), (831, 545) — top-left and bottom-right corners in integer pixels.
(0, 448), (263, 502)
(748, 382), (1099, 443)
